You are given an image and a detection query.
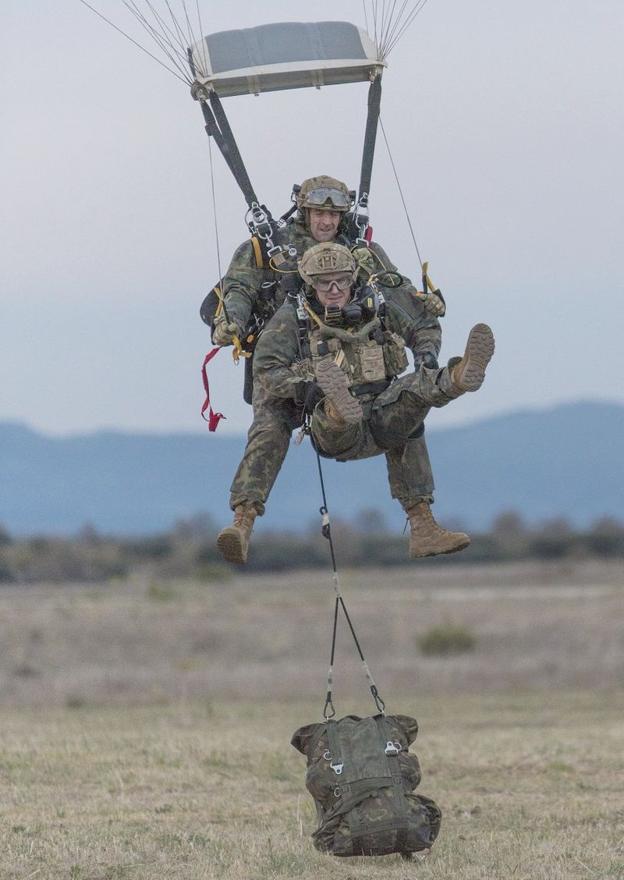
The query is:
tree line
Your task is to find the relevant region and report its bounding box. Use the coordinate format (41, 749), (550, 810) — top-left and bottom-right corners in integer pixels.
(0, 511), (623, 584)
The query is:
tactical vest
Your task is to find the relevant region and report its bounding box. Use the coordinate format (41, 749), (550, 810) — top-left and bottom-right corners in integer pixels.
(291, 714), (441, 858)
(308, 318), (408, 395)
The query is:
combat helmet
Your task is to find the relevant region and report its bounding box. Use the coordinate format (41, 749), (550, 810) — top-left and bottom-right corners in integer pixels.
(298, 242), (358, 287)
(295, 175), (354, 212)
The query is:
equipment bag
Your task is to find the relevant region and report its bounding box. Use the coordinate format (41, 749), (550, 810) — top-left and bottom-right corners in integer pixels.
(291, 713), (441, 858)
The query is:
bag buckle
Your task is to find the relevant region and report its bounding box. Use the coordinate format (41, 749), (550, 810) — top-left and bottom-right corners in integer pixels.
(385, 741), (401, 756)
(324, 750), (344, 774)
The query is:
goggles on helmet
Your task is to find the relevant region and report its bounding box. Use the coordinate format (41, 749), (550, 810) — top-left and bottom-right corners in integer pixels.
(304, 187), (351, 210)
(310, 273), (354, 292)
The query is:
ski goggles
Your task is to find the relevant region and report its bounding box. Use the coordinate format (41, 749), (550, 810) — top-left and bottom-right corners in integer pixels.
(303, 187), (351, 209)
(310, 273), (354, 292)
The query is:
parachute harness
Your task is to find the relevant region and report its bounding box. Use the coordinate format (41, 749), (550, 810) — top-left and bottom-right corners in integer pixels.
(312, 438), (386, 721)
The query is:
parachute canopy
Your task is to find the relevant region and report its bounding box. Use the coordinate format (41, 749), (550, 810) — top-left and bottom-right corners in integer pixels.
(189, 21), (384, 98)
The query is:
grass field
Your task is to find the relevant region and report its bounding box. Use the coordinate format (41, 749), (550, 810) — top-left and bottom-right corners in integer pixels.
(1, 561), (623, 878)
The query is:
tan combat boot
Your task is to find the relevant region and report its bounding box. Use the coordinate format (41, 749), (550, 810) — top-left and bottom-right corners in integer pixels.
(406, 501), (471, 558)
(216, 503), (258, 564)
(315, 357), (363, 425)
(450, 323), (495, 393)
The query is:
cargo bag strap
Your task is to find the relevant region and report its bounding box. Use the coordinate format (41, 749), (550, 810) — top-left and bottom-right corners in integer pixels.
(376, 716), (410, 852)
(325, 721), (344, 778)
(200, 347), (226, 432)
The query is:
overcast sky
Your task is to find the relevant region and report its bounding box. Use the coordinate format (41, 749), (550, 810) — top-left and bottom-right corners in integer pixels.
(3, 0), (623, 436)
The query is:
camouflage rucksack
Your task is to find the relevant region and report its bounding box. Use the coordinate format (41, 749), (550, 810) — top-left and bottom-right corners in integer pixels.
(291, 713), (441, 858)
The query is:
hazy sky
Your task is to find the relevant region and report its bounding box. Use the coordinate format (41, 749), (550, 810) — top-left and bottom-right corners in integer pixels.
(3, 0), (623, 436)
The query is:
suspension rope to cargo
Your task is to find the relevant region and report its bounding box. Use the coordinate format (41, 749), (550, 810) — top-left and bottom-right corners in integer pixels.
(312, 444), (386, 720)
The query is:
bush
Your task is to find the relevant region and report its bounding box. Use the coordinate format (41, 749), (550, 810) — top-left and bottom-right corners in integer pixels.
(197, 563), (232, 583)
(0, 560), (15, 583)
(418, 622), (476, 656)
(147, 581), (176, 601)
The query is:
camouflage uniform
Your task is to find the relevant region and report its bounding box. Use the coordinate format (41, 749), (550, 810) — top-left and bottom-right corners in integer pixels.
(252, 295), (448, 514)
(226, 217), (439, 514)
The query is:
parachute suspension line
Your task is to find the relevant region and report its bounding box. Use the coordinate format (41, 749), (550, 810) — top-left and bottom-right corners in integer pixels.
(179, 0), (203, 70)
(380, 0), (397, 55)
(371, 1), (380, 54)
(313, 447), (386, 720)
(379, 116), (424, 269)
(385, 0), (430, 56)
(207, 135), (224, 302)
(362, 0), (370, 36)
(163, 0), (193, 59)
(365, 0), (431, 59)
(122, 0), (191, 83)
(143, 0), (187, 56)
(77, 0), (190, 84)
(193, 0), (209, 79)
(206, 128), (247, 361)
(382, 0), (413, 54)
(137, 0), (194, 75)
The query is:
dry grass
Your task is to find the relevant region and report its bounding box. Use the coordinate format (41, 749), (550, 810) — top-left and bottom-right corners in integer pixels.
(1, 693), (623, 879)
(1, 561), (623, 878)
(1, 560), (622, 707)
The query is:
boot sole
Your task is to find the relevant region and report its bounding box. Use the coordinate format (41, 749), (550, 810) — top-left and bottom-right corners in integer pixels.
(410, 535), (471, 558)
(216, 528), (247, 564)
(456, 324), (495, 392)
(315, 358), (363, 424)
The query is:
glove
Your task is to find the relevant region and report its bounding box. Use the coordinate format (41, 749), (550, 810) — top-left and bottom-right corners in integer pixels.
(212, 318), (242, 347)
(295, 381), (325, 412)
(413, 352), (439, 372)
(421, 291), (446, 317)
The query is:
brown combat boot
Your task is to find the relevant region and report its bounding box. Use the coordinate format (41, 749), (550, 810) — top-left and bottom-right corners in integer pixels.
(450, 323), (495, 393)
(315, 357), (363, 425)
(406, 502), (471, 558)
(216, 503), (258, 564)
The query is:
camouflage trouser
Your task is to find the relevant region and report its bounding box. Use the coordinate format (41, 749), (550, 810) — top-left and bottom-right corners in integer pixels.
(229, 381), (435, 515)
(229, 384), (303, 515)
(310, 364), (459, 512)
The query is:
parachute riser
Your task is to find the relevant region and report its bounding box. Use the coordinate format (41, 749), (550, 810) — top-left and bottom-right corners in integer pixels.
(356, 73), (383, 242)
(190, 73), (288, 272)
(189, 50), (282, 245)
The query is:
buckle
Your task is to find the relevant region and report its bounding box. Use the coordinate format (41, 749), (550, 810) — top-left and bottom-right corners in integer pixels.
(385, 741), (402, 756)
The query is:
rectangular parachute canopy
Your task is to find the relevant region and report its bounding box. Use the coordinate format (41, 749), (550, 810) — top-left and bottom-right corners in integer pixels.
(190, 21), (384, 97)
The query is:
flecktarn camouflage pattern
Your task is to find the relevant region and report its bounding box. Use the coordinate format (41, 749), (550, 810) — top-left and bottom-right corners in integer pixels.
(291, 714), (441, 858)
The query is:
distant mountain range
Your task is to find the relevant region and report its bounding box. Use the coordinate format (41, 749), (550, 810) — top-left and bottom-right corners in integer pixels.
(1, 401), (623, 535)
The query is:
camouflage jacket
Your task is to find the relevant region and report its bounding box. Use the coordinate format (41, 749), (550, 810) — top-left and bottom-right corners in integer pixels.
(253, 294), (441, 400)
(221, 217), (431, 331)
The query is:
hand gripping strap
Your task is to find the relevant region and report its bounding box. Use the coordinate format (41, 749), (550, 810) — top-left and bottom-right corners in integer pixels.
(200, 348), (226, 432)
